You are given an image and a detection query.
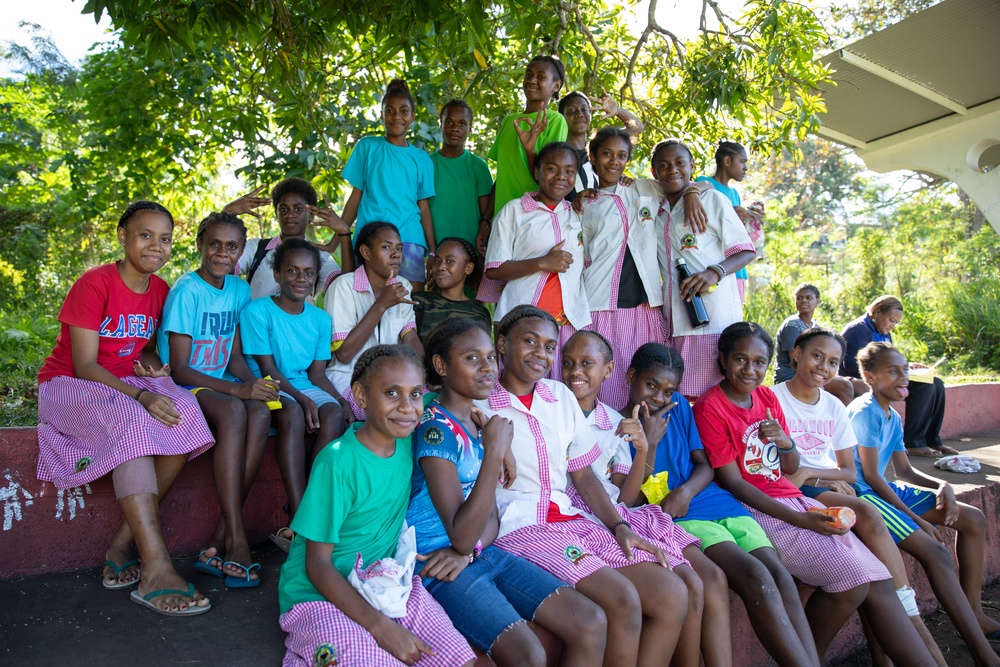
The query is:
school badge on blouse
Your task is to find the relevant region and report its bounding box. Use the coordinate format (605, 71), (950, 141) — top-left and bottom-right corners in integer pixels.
(74, 456), (92, 473)
(639, 205), (653, 222)
(681, 233), (699, 251)
(313, 643), (338, 667)
(423, 426), (445, 446)
(577, 231), (584, 246)
(564, 545), (589, 565)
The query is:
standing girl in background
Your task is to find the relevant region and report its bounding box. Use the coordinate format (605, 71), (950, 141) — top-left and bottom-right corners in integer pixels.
(325, 222), (423, 418)
(334, 79), (436, 290)
(558, 90), (644, 200)
(159, 211), (278, 588)
(694, 323), (934, 664)
(240, 239), (350, 550)
(479, 142), (589, 376)
(695, 141), (764, 301)
(278, 345), (476, 667)
(653, 139), (756, 398)
(489, 55), (568, 214)
(561, 330), (733, 667)
(487, 304), (690, 667)
(36, 201), (214, 615)
(407, 318), (608, 666)
(850, 342), (1000, 665)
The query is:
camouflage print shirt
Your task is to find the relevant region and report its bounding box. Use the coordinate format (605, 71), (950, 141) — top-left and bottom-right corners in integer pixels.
(412, 292), (491, 340)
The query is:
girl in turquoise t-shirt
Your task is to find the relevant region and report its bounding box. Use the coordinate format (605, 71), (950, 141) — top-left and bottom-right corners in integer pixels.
(489, 55), (569, 214)
(278, 345), (475, 667)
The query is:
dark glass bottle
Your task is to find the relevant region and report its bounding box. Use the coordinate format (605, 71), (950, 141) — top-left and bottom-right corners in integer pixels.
(675, 258), (710, 328)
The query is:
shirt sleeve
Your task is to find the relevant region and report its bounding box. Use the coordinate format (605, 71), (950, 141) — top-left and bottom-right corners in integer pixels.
(473, 155), (494, 197)
(611, 434), (633, 475)
(312, 306), (333, 362)
(318, 252), (341, 294)
(693, 394), (738, 468)
(830, 399), (859, 451)
(234, 238), (258, 276)
(290, 451), (351, 544)
(414, 414), (461, 465)
(538, 110), (569, 147)
(415, 150), (436, 200)
(847, 403), (880, 450)
(159, 282), (197, 336)
(714, 192), (755, 257)
(394, 278), (417, 339)
(58, 270), (110, 331)
(483, 201), (518, 269)
(239, 301), (273, 357)
(342, 137), (370, 191)
(487, 116), (508, 162)
(326, 274), (360, 342)
(777, 320), (800, 353)
(567, 400), (602, 472)
(840, 321), (869, 378)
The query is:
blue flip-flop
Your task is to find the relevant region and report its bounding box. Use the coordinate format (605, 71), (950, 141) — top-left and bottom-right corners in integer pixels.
(224, 561), (261, 588)
(193, 550), (224, 579)
(102, 559), (140, 590)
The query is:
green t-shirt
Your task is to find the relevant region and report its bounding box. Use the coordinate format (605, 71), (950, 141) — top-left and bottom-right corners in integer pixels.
(489, 109), (568, 214)
(429, 150), (494, 247)
(278, 424), (413, 613)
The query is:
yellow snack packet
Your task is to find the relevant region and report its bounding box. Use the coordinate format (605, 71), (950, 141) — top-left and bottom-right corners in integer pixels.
(641, 471), (670, 506)
(264, 375), (282, 410)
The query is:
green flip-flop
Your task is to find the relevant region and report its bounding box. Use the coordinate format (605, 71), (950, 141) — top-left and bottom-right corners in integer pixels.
(130, 583), (211, 617)
(102, 559), (140, 590)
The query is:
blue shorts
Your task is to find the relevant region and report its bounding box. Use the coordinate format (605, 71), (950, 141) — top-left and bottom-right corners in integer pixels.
(860, 482), (938, 544)
(799, 484), (825, 499)
(399, 242), (427, 284)
(420, 545), (567, 653)
(279, 387), (338, 408)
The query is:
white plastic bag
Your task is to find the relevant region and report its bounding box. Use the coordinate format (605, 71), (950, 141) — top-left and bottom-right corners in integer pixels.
(347, 524), (418, 618)
(933, 454), (981, 474)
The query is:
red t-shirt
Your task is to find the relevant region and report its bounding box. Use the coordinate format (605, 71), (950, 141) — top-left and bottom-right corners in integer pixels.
(692, 385), (801, 499)
(535, 272), (565, 325)
(38, 263), (169, 383)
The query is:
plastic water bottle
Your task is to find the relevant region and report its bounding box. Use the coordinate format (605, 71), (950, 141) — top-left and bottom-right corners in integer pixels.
(675, 258), (710, 328)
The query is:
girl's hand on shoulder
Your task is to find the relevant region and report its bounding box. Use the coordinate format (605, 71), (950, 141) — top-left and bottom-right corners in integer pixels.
(616, 404), (648, 454)
(240, 378), (279, 402)
(371, 616), (437, 666)
(298, 396), (319, 432)
(615, 524), (669, 567)
(139, 392), (183, 427)
(935, 485), (958, 526)
(682, 189), (709, 234)
(223, 185), (271, 219)
(415, 548), (470, 582)
(618, 175), (635, 187)
(134, 360), (171, 378)
(640, 400), (675, 448)
(571, 189), (597, 214)
(796, 509), (846, 536)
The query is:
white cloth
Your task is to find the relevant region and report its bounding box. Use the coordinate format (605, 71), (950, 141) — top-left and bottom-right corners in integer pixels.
(234, 237), (340, 300)
(582, 400), (632, 504)
(478, 379), (601, 539)
(580, 180), (663, 311)
(348, 525), (418, 618)
(772, 382), (858, 470)
(655, 189), (755, 336)
(934, 455), (981, 473)
(324, 269), (417, 394)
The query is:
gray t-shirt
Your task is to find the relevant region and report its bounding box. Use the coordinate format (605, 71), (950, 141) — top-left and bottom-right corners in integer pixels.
(773, 315), (816, 383)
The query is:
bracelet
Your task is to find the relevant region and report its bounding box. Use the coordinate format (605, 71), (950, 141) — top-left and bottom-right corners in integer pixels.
(609, 520), (631, 534)
(777, 438), (797, 454)
(709, 263), (727, 280)
(683, 184), (701, 197)
(645, 462), (655, 471)
(336, 232), (351, 237)
(479, 218), (492, 226)
(134, 388), (146, 401)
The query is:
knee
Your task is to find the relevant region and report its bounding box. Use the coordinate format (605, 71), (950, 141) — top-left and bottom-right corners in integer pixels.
(649, 569), (689, 622)
(962, 506), (986, 537)
(735, 560), (780, 601)
(571, 597), (608, 650)
(837, 582), (870, 608)
(925, 539), (955, 569)
(700, 559), (729, 596)
(678, 568), (704, 613)
(604, 580), (643, 630)
(501, 631), (547, 667)
(855, 502), (889, 536)
(246, 400), (271, 428)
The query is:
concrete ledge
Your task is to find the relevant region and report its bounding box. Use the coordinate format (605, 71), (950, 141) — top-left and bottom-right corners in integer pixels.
(895, 382), (1000, 439)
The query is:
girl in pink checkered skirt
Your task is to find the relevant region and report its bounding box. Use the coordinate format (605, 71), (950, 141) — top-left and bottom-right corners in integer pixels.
(36, 202), (215, 616)
(693, 322), (935, 664)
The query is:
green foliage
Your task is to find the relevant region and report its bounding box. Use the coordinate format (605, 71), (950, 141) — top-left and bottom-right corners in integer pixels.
(0, 306), (56, 427)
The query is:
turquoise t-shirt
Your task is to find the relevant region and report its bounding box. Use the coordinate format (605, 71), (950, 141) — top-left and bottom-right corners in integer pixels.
(848, 392), (905, 495)
(695, 175), (748, 280)
(157, 272), (251, 381)
(489, 109), (568, 214)
(429, 150), (494, 247)
(344, 135), (436, 249)
(278, 424), (413, 613)
(239, 296), (332, 391)
(407, 402), (484, 565)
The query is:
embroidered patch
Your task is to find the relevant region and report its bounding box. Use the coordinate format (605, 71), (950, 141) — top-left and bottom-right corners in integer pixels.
(117, 342), (136, 357)
(313, 643), (338, 667)
(680, 233), (698, 251)
(564, 545), (589, 565)
(639, 205), (652, 221)
(74, 457), (92, 473)
(419, 410), (433, 424)
(577, 231), (584, 246)
(423, 426), (445, 446)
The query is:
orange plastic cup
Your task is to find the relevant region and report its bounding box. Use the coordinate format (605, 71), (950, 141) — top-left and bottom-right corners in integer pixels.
(808, 506), (856, 530)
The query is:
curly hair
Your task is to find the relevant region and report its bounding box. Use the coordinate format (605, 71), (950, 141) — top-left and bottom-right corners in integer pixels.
(354, 222), (401, 266)
(270, 177), (318, 210)
(589, 126), (633, 162)
(270, 237), (320, 276)
(526, 55), (565, 100)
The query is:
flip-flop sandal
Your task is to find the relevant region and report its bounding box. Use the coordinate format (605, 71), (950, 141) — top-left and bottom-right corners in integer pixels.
(907, 447), (943, 458)
(224, 562), (261, 589)
(269, 527), (293, 553)
(102, 559), (141, 590)
(935, 445), (960, 455)
(130, 583), (211, 617)
(193, 550), (225, 578)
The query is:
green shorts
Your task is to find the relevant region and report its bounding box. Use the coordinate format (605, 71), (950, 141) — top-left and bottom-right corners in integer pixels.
(676, 516), (773, 553)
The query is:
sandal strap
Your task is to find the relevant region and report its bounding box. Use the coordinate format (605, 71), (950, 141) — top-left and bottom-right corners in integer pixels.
(104, 559), (140, 576)
(143, 582), (197, 601)
(223, 561), (261, 579)
(197, 549), (223, 567)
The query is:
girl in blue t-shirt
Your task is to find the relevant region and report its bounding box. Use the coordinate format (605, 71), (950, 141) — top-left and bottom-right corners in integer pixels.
(240, 239), (351, 549)
(407, 318), (607, 666)
(622, 342), (821, 667)
(160, 211), (280, 587)
(335, 79), (437, 290)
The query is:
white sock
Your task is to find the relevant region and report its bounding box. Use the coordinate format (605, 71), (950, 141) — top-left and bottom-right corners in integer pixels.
(897, 585), (919, 616)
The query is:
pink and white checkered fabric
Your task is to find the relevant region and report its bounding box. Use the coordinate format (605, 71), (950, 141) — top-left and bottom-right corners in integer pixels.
(495, 516), (671, 586)
(667, 333), (723, 399)
(745, 496), (890, 593)
(587, 305), (667, 410)
(36, 376), (214, 489)
(279, 577), (475, 667)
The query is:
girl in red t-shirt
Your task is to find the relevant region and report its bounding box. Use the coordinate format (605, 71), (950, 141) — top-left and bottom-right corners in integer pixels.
(693, 322), (934, 665)
(36, 201), (215, 617)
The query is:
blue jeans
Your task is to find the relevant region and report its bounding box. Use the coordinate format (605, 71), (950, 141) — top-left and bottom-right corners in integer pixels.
(420, 545), (567, 653)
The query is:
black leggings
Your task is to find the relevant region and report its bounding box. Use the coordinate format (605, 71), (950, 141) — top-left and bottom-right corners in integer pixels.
(903, 376), (945, 449)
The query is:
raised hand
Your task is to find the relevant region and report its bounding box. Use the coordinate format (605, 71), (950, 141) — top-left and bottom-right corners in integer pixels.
(538, 240), (573, 274)
(374, 270), (417, 310)
(616, 404), (649, 454)
(759, 408), (792, 449)
(595, 90), (621, 120)
(223, 185), (271, 218)
(640, 400), (675, 449)
(514, 112), (548, 153)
